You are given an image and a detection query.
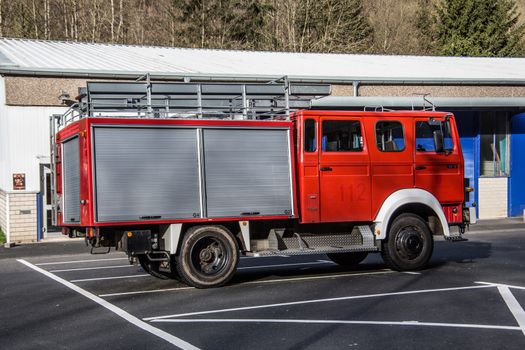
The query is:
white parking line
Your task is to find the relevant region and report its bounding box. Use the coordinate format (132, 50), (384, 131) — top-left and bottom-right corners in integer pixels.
(71, 274), (150, 283)
(50, 265), (134, 273)
(100, 270), (396, 298)
(475, 281), (525, 291)
(151, 318), (522, 332)
(100, 287), (194, 297)
(144, 284), (493, 321)
(35, 257), (128, 266)
(497, 285), (525, 336)
(17, 259), (199, 350)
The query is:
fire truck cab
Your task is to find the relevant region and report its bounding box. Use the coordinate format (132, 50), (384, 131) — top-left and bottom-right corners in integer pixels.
(51, 81), (474, 288)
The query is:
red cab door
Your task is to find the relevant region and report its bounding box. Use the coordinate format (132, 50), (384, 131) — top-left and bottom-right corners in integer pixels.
(318, 116), (371, 222)
(365, 118), (415, 218)
(414, 116), (464, 204)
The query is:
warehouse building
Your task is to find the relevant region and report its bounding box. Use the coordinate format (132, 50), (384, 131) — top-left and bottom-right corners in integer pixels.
(0, 37), (524, 244)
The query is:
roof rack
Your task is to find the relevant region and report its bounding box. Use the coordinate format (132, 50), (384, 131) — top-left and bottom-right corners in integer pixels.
(55, 74), (331, 129)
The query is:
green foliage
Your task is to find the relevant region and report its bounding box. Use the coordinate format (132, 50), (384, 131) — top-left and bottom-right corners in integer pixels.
(175, 0), (271, 50)
(0, 227), (5, 245)
(432, 0), (525, 56)
(296, 0), (374, 53)
(415, 0), (437, 55)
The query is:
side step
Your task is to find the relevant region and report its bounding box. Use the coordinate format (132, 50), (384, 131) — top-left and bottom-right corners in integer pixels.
(246, 226), (378, 257)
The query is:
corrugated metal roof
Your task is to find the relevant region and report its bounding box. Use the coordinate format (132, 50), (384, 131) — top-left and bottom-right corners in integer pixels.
(1, 37), (525, 83)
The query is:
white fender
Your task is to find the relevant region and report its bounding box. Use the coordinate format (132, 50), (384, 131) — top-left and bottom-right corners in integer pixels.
(374, 188), (450, 240)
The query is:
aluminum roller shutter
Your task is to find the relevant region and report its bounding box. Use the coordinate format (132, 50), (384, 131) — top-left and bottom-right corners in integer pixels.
(63, 137), (81, 223)
(203, 128), (293, 217)
(93, 127), (201, 222)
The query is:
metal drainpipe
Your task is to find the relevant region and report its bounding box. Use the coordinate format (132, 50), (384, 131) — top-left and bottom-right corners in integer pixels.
(37, 193), (42, 241)
(353, 81), (359, 97)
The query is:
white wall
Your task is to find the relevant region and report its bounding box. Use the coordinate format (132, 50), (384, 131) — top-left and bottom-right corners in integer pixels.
(478, 177), (508, 219)
(0, 76), (67, 191)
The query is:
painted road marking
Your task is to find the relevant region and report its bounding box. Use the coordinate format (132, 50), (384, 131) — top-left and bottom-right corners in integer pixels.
(100, 287), (194, 297)
(35, 257), (128, 266)
(497, 285), (525, 336)
(100, 270), (396, 298)
(17, 259), (199, 350)
(71, 274), (150, 283)
(151, 318), (522, 332)
(50, 265), (135, 273)
(144, 284), (493, 321)
(476, 281), (525, 291)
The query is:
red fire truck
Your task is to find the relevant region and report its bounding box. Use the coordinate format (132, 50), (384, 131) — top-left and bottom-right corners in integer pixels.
(51, 80), (474, 288)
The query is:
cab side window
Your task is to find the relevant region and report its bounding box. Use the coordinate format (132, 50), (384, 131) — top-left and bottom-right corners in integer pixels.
(376, 121), (405, 152)
(304, 119), (317, 152)
(322, 120), (363, 152)
(416, 121), (454, 152)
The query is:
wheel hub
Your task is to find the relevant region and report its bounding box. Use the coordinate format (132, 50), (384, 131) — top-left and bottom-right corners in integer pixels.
(395, 227), (424, 259)
(199, 248), (214, 262)
(190, 237), (229, 276)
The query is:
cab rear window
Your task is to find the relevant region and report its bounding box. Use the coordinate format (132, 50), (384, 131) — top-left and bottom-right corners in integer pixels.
(322, 120), (363, 152)
(375, 121), (405, 152)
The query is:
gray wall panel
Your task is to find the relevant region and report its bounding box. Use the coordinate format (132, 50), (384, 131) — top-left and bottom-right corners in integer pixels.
(94, 127), (201, 222)
(203, 129), (292, 217)
(63, 137), (81, 223)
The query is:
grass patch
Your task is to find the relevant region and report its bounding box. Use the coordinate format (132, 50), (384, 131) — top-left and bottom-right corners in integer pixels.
(0, 227), (5, 244)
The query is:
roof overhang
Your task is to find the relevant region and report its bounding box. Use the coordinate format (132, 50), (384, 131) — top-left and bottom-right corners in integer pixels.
(311, 96), (525, 110)
(2, 67), (525, 86)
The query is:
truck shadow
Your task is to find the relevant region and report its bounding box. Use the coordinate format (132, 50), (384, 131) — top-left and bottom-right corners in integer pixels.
(429, 239), (492, 267)
(231, 240), (492, 285)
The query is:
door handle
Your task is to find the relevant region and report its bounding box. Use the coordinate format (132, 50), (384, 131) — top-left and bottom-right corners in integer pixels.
(415, 166), (426, 170)
(320, 167), (333, 171)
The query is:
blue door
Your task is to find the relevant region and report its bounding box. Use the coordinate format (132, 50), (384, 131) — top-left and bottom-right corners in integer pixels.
(509, 113), (525, 217)
(453, 112), (479, 214)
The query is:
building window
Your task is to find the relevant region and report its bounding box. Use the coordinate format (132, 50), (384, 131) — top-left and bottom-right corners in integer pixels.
(480, 112), (509, 177)
(304, 119), (317, 152)
(322, 120), (363, 152)
(416, 121), (454, 152)
(376, 121), (405, 152)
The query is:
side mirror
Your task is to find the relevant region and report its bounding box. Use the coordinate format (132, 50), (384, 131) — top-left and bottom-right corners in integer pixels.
(433, 129), (444, 153)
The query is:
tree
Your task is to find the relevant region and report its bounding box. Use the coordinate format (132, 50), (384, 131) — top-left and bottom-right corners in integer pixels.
(365, 0), (426, 55)
(295, 0), (373, 53)
(433, 0), (525, 56)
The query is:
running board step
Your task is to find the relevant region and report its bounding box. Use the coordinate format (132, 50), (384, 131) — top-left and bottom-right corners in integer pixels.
(247, 225), (377, 257)
(247, 245), (378, 257)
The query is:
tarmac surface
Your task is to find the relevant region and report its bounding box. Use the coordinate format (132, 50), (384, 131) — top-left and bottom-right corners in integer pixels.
(1, 219), (525, 349)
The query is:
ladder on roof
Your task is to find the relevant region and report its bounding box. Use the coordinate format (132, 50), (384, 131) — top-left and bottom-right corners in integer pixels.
(57, 75), (331, 128)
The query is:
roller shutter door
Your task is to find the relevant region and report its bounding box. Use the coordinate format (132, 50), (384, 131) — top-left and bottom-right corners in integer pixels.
(203, 128), (292, 217)
(63, 137), (81, 223)
(93, 127), (201, 222)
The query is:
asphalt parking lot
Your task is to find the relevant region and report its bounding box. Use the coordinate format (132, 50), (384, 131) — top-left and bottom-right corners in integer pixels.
(1, 220), (525, 350)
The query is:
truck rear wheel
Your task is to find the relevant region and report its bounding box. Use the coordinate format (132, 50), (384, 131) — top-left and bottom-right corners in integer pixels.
(381, 213), (433, 271)
(326, 252), (368, 266)
(138, 255), (178, 280)
(176, 225), (239, 288)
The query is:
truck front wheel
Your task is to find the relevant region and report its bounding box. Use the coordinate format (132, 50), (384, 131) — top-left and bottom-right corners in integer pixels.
(381, 213), (433, 271)
(176, 225), (239, 288)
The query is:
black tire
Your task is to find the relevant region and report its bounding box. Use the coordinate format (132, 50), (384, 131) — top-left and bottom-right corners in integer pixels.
(326, 252), (368, 266)
(381, 213), (433, 271)
(138, 255), (178, 280)
(176, 225), (239, 288)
